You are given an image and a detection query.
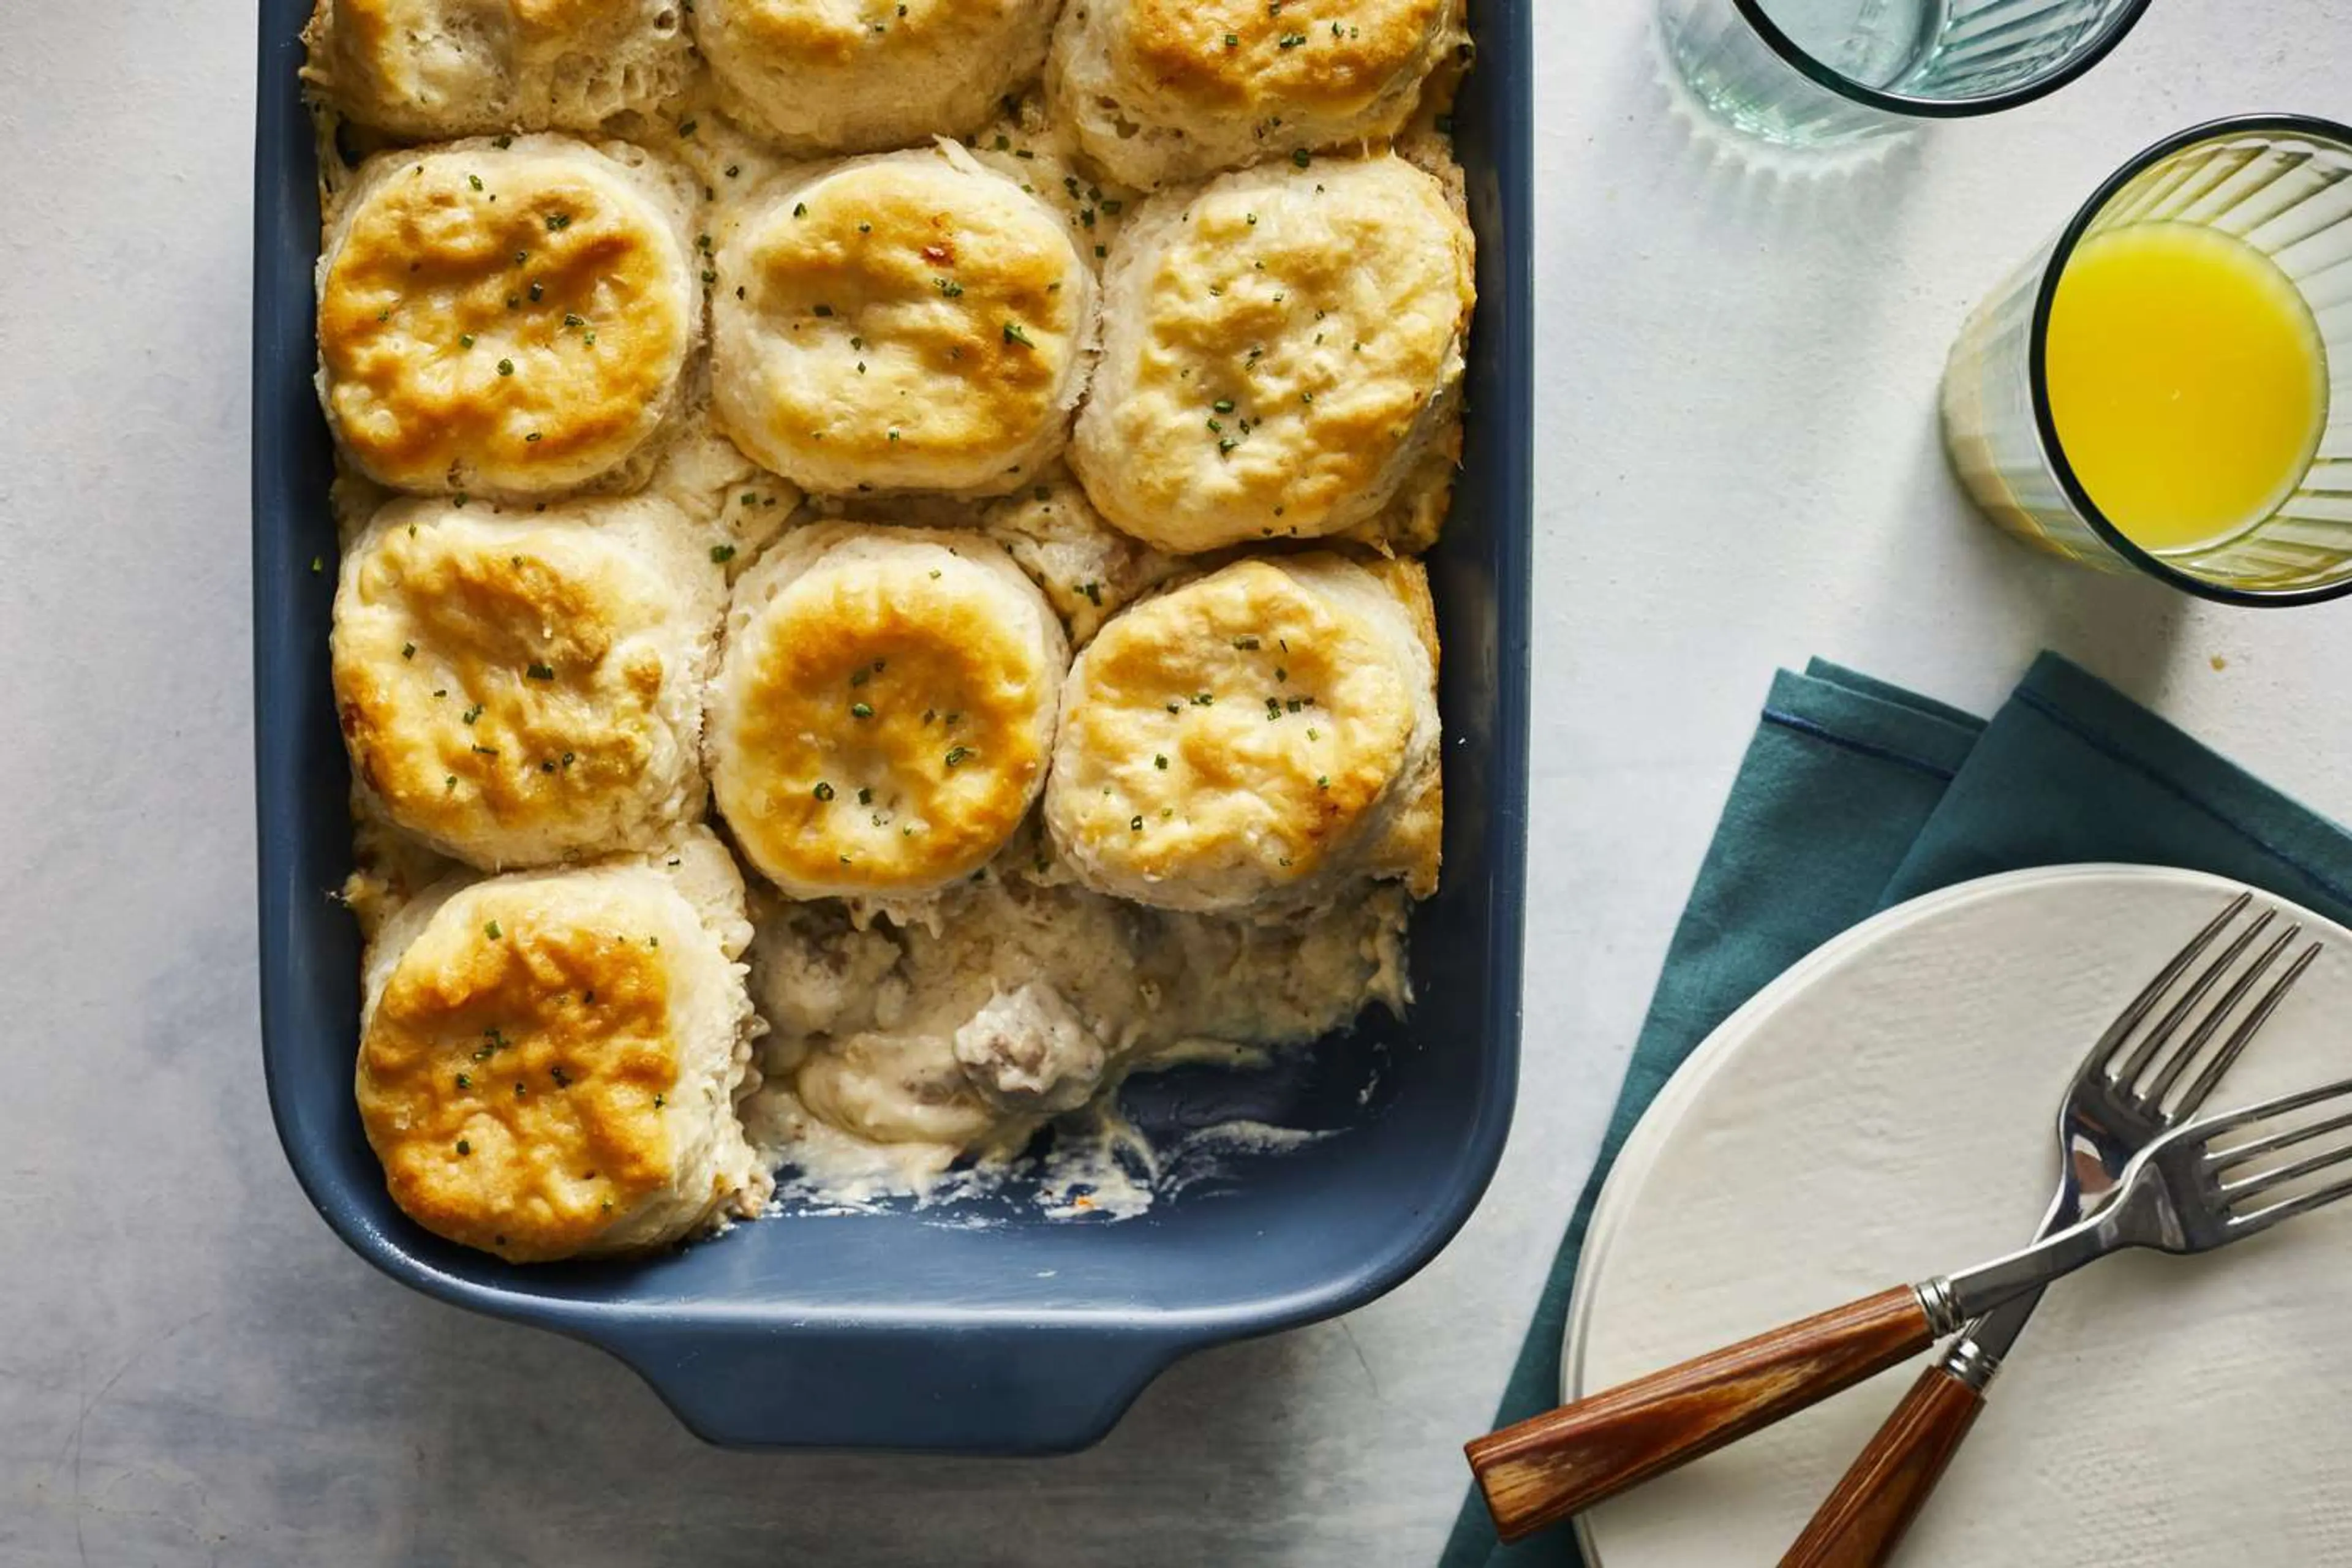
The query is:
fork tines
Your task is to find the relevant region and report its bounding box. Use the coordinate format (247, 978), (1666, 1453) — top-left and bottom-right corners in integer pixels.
(2098, 894), (2320, 1118)
(2201, 1076), (2352, 1235)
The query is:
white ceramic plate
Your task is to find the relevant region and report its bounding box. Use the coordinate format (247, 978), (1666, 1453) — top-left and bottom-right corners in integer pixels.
(1566, 865), (2352, 1567)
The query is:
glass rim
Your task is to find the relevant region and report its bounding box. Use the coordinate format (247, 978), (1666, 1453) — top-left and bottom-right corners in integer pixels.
(1730, 0), (2154, 119)
(2027, 112), (2352, 608)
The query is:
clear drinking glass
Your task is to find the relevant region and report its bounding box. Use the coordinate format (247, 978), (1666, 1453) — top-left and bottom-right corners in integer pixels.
(1656, 0), (2151, 151)
(1942, 116), (2352, 607)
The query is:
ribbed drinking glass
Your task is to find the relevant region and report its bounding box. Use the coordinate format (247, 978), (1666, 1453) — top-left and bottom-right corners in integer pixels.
(1942, 116), (2352, 606)
(1656, 0), (2151, 151)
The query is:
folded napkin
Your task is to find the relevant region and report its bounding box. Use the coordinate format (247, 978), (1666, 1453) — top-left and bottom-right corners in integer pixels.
(1442, 650), (2352, 1568)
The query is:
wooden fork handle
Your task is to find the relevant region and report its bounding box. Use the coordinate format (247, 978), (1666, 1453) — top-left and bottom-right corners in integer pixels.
(1778, 1363), (1986, 1567)
(1464, 1285), (1933, 1544)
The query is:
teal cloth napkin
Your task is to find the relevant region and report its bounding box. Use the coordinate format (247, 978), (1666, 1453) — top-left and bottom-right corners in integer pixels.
(1441, 650), (2352, 1568)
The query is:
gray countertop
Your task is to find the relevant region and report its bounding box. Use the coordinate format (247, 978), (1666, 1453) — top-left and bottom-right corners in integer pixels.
(5, 3), (2348, 1564)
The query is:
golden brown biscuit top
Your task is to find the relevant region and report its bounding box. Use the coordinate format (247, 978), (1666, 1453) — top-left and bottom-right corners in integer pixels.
(333, 518), (679, 857)
(509, 0), (605, 28)
(721, 549), (1056, 891)
(725, 158), (1084, 473)
(356, 883), (681, 1262)
(722, 0), (1014, 65)
(1118, 0), (1448, 113)
(332, 0), (423, 89)
(339, 0), (610, 56)
(319, 151), (692, 492)
(1057, 560), (1411, 892)
(1106, 158), (1471, 541)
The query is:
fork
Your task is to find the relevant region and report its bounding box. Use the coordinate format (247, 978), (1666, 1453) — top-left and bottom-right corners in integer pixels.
(1784, 895), (2317, 1566)
(1473, 1067), (2352, 1545)
(1466, 895), (2323, 1545)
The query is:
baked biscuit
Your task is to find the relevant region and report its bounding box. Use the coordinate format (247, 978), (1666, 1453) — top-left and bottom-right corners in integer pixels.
(1050, 0), (1460, 189)
(1070, 154), (1474, 554)
(709, 524), (1068, 901)
(692, 0), (1060, 156)
(710, 146), (1093, 499)
(1044, 552), (1439, 913)
(331, 494), (722, 870)
(318, 137), (698, 499)
(303, 0), (693, 140)
(355, 840), (766, 1263)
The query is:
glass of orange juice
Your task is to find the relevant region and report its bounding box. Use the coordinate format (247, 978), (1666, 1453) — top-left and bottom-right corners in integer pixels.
(1942, 116), (2352, 605)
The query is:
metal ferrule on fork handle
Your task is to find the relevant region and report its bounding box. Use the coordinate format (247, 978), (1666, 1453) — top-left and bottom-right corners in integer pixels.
(1939, 1334), (2004, 1393)
(1905, 1283), (2021, 1389)
(1911, 1278), (1963, 1341)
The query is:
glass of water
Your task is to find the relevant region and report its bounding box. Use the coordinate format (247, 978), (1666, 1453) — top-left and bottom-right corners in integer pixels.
(1657, 0), (2152, 151)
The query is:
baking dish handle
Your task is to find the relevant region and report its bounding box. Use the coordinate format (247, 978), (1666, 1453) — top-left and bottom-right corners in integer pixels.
(590, 1319), (1188, 1453)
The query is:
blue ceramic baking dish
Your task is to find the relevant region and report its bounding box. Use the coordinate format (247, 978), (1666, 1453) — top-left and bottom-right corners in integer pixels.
(254, 0), (1531, 1454)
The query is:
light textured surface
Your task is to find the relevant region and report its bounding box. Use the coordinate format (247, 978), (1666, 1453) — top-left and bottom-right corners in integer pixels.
(1573, 869), (2352, 1566)
(1, 3), (2349, 1564)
